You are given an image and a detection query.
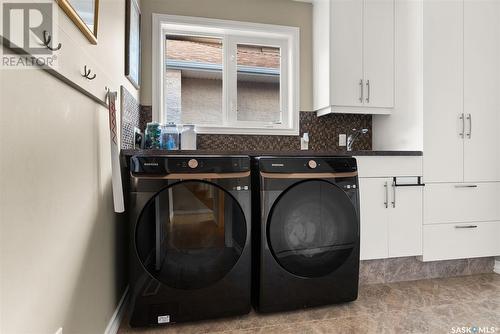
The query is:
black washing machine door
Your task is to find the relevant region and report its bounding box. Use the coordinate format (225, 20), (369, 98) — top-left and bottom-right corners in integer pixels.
(267, 179), (358, 278)
(135, 180), (247, 290)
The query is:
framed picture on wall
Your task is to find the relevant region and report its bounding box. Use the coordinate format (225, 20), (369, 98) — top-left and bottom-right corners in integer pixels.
(125, 0), (141, 89)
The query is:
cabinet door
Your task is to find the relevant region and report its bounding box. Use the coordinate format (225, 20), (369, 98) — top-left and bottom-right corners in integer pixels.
(463, 0), (500, 182)
(388, 184), (422, 257)
(331, 0), (364, 107)
(359, 178), (390, 260)
(363, 0), (394, 108)
(423, 0), (464, 183)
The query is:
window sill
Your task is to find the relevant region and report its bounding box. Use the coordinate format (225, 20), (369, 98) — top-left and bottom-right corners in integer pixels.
(195, 125), (299, 136)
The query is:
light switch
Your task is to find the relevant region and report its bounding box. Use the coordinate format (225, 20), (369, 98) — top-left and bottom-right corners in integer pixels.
(339, 134), (347, 146)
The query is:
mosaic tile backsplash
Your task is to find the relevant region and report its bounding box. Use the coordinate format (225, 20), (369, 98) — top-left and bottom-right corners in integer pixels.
(137, 106), (372, 151)
(120, 86), (141, 149)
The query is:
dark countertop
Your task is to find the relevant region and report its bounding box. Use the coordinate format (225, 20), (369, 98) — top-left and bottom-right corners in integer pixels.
(121, 149), (422, 157)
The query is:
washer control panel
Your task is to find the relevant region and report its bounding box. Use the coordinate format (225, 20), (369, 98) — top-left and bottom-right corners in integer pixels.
(130, 155), (250, 175)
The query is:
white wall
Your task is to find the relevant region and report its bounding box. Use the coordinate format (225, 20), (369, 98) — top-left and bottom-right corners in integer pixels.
(0, 0), (137, 332)
(372, 0), (423, 151)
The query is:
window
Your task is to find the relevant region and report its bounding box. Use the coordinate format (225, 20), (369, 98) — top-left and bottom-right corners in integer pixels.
(152, 14), (300, 135)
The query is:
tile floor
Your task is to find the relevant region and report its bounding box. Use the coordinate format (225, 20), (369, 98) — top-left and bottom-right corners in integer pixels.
(119, 273), (500, 334)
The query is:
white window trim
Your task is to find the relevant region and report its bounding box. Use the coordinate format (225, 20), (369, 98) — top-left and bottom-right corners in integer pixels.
(152, 13), (300, 136)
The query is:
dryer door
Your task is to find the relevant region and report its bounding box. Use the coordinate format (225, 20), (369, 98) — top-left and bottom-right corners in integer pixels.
(267, 179), (358, 278)
(135, 180), (247, 289)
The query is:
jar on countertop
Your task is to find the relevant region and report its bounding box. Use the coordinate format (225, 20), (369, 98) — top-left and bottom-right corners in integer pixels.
(180, 125), (197, 150)
(145, 122), (161, 149)
(160, 123), (180, 150)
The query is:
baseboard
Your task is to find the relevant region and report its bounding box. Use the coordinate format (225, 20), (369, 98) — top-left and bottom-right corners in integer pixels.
(494, 260), (500, 275)
(104, 286), (129, 334)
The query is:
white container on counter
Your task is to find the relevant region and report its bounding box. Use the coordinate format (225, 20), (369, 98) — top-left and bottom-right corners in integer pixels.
(181, 125), (197, 150)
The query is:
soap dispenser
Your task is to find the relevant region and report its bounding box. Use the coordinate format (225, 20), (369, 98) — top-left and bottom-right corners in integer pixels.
(300, 133), (309, 150)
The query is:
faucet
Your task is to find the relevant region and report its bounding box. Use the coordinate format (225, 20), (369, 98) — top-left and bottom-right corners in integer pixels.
(347, 128), (369, 152)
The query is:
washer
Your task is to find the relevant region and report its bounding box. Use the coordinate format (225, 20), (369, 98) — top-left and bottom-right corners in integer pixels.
(127, 155), (251, 327)
(251, 156), (360, 313)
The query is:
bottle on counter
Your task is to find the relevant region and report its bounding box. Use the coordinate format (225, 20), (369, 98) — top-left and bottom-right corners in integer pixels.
(160, 123), (179, 150)
(180, 124), (197, 150)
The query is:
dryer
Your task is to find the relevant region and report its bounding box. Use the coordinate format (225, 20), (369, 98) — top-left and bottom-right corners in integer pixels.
(251, 156), (360, 313)
(127, 155), (251, 327)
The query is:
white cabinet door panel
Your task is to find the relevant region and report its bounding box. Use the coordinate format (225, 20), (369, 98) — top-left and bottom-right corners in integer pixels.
(423, 0), (464, 183)
(424, 183), (500, 224)
(463, 0), (500, 182)
(331, 0), (364, 107)
(388, 184), (423, 257)
(359, 178), (390, 260)
(423, 221), (500, 261)
(363, 0), (394, 108)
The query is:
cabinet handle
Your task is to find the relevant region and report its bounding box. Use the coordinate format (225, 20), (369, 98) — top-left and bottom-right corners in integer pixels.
(391, 180), (396, 208)
(459, 113), (465, 138)
(466, 114), (472, 138)
(359, 79), (364, 102)
(366, 80), (370, 103)
(454, 184), (478, 188)
(384, 182), (388, 208)
(455, 225), (477, 229)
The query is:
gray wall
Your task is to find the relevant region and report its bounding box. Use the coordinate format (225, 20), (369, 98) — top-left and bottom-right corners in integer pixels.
(140, 0), (313, 111)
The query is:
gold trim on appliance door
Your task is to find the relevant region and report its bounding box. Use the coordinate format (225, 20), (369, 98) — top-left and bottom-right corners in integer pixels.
(132, 171), (251, 180)
(260, 171), (358, 179)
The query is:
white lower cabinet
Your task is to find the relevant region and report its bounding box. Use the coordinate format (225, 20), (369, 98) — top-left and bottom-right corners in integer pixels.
(422, 182), (500, 261)
(359, 176), (423, 260)
(359, 178), (390, 260)
(423, 222), (500, 261)
(388, 183), (423, 258)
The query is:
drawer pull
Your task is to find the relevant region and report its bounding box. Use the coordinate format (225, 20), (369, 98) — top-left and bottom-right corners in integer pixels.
(454, 184), (477, 188)
(384, 182), (388, 208)
(455, 225), (478, 229)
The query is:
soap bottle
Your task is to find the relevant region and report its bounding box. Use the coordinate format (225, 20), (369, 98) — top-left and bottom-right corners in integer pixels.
(301, 133), (309, 150)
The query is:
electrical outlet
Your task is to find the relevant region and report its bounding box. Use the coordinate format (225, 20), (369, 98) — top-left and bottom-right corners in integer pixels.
(55, 327), (62, 334)
(339, 134), (347, 146)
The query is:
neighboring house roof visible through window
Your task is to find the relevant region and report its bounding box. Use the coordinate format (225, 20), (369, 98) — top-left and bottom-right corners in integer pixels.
(165, 37), (280, 76)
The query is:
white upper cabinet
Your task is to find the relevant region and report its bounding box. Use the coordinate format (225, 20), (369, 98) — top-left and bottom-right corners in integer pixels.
(363, 0), (395, 108)
(463, 0), (500, 182)
(313, 0), (395, 116)
(330, 0), (364, 108)
(423, 0), (500, 183)
(423, 0), (464, 183)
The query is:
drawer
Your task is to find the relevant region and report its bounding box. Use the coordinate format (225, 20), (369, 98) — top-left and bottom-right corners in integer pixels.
(424, 182), (500, 224)
(355, 156), (422, 178)
(422, 221), (500, 261)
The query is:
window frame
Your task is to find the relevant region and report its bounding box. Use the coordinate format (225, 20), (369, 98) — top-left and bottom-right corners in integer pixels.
(152, 14), (300, 135)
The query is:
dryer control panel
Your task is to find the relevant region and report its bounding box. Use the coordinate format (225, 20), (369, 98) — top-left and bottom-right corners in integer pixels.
(130, 155), (250, 175)
(256, 156), (357, 174)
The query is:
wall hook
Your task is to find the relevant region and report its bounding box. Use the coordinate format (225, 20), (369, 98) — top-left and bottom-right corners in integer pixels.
(42, 30), (62, 51)
(82, 65), (96, 80)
